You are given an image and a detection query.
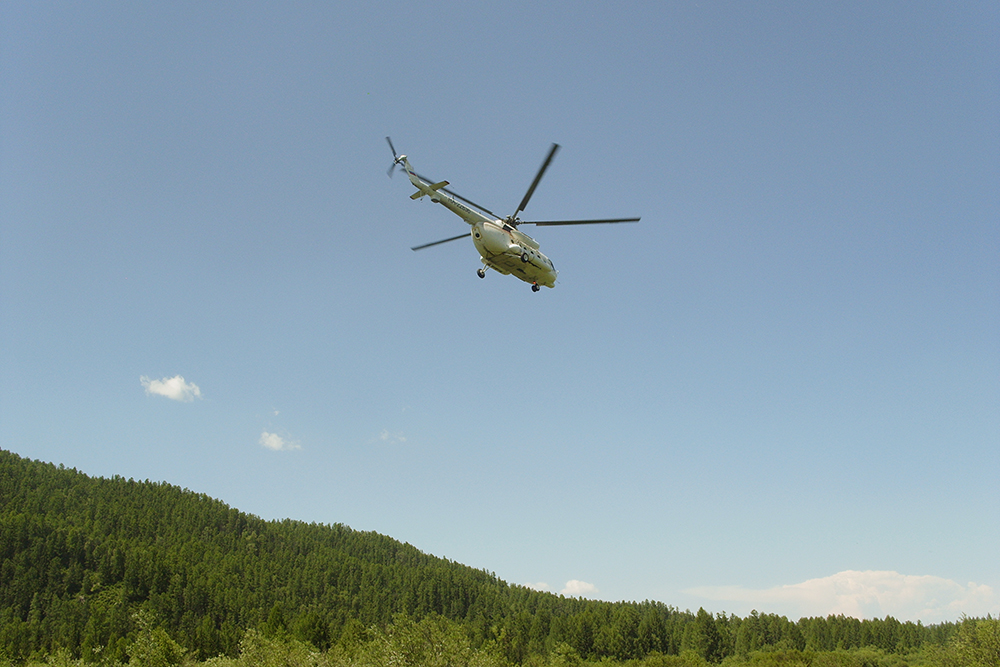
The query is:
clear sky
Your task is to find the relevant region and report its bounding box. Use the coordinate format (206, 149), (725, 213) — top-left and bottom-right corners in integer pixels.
(2, 1), (997, 624)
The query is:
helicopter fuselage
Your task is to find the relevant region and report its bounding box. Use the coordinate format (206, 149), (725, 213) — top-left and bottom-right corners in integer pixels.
(472, 220), (557, 288)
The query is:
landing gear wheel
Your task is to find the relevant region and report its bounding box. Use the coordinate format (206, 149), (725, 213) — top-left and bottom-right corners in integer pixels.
(521, 252), (529, 263)
(531, 284), (540, 292)
(477, 268), (486, 279)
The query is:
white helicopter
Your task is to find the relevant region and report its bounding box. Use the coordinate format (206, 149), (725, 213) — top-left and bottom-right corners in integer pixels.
(386, 138), (640, 292)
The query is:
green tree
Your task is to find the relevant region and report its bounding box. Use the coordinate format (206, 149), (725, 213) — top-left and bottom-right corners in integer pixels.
(234, 628), (323, 667)
(0, 450), (971, 665)
(549, 641), (581, 666)
(952, 617), (1000, 667)
(350, 614), (505, 667)
(685, 608), (724, 663)
(128, 610), (186, 667)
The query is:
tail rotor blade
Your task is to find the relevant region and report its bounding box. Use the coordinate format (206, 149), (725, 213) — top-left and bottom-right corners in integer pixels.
(386, 136), (400, 177)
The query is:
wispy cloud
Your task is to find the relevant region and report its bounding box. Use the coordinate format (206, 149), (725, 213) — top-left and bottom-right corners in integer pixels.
(140, 375), (202, 402)
(374, 429), (406, 445)
(562, 580), (599, 597)
(524, 582), (551, 592)
(259, 430), (301, 451)
(686, 570), (998, 622)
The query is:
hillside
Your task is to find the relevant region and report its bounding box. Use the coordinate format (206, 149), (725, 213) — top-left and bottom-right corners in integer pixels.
(0, 449), (966, 664)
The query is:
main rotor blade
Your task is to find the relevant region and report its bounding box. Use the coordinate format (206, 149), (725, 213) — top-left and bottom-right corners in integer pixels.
(410, 170), (502, 219)
(442, 188), (502, 220)
(516, 143), (560, 216)
(411, 233), (469, 251)
(522, 217), (641, 226)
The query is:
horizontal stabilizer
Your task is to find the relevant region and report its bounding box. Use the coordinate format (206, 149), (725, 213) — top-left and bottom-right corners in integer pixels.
(411, 181), (450, 199)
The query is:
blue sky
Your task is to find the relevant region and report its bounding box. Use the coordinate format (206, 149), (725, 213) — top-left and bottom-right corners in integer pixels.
(2, 1), (997, 623)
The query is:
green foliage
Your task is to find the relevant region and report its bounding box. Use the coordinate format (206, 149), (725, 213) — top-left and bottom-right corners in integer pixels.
(0, 449), (976, 666)
(951, 617), (1000, 667)
(684, 608), (724, 663)
(638, 650), (710, 667)
(347, 614), (508, 667)
(230, 628), (325, 667)
(127, 610), (185, 667)
(549, 642), (582, 665)
(0, 449), (511, 661)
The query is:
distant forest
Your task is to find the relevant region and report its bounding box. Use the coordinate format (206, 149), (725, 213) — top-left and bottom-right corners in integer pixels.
(1, 449), (995, 666)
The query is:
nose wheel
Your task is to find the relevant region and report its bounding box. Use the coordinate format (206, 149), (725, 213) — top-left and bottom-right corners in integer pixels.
(477, 268), (486, 279)
(531, 283), (540, 292)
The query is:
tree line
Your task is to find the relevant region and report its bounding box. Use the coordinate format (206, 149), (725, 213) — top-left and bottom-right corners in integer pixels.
(0, 449), (984, 665)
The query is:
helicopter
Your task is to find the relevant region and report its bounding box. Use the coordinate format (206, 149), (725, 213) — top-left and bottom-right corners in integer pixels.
(386, 138), (640, 292)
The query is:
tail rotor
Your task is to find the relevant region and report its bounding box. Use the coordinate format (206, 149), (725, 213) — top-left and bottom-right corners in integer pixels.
(386, 136), (403, 177)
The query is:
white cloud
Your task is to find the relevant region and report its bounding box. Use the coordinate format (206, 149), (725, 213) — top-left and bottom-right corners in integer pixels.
(140, 375), (202, 402)
(524, 582), (550, 592)
(686, 570), (998, 623)
(259, 430), (301, 451)
(562, 580), (599, 597)
(375, 429), (406, 445)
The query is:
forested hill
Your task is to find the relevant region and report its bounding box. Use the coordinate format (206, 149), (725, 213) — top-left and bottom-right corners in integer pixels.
(1, 449), (525, 660)
(0, 449), (964, 664)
